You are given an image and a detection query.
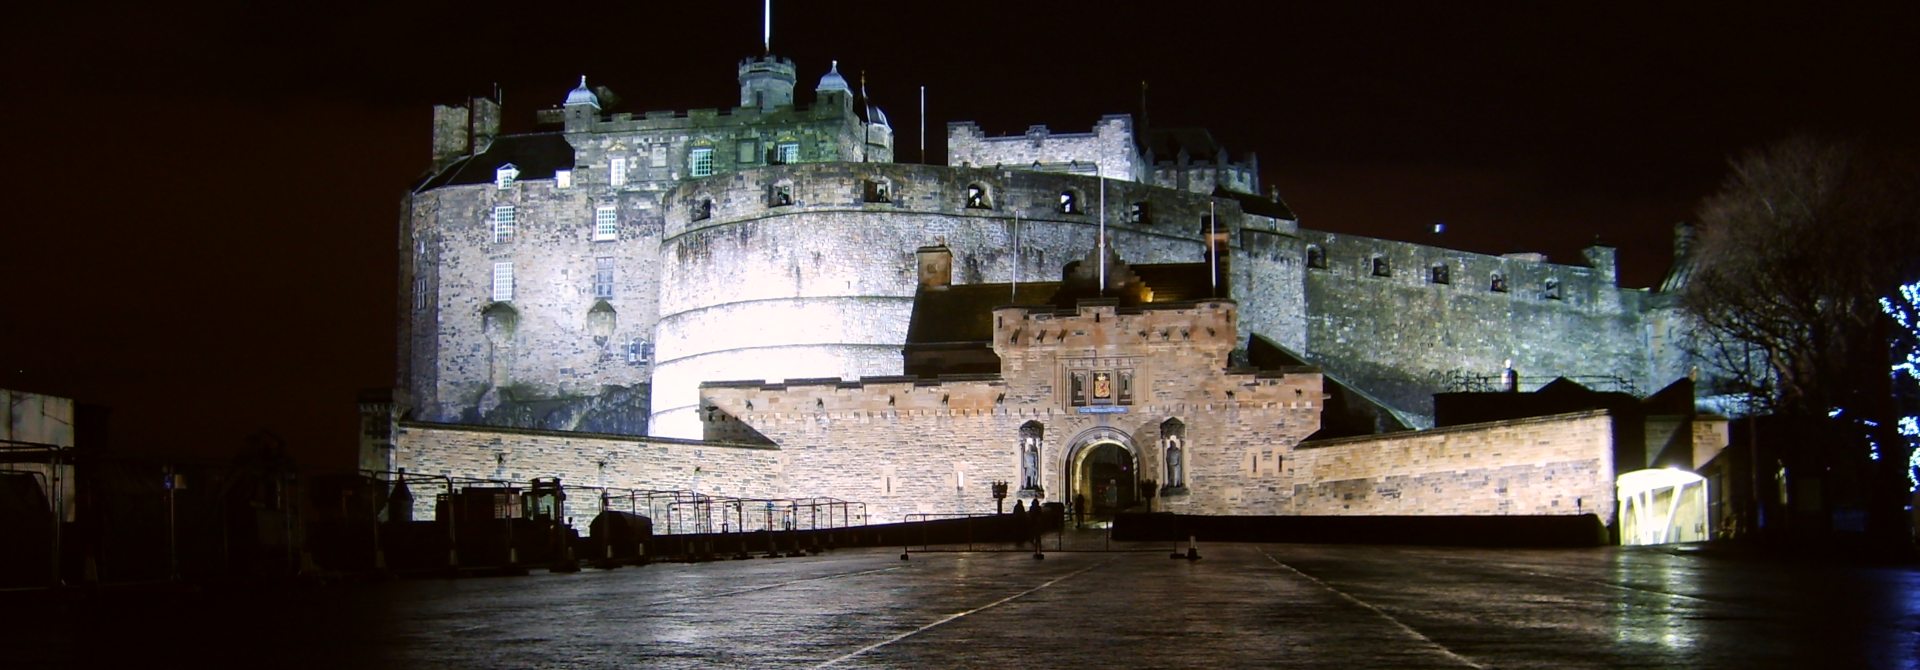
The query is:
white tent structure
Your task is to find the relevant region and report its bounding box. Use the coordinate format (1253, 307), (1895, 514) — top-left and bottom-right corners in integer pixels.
(1617, 468), (1710, 545)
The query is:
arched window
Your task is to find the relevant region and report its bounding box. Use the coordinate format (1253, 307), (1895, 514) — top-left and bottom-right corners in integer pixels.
(1161, 418), (1187, 490)
(1490, 271), (1508, 293)
(965, 183), (992, 209)
(1306, 245), (1326, 270)
(1059, 189), (1081, 214)
(1019, 422), (1044, 492)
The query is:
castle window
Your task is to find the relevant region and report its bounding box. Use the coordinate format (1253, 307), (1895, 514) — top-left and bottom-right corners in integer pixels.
(965, 183), (992, 209)
(492, 206), (516, 243)
(1490, 272), (1508, 293)
(594, 206), (618, 241)
(610, 157), (627, 187)
(555, 169), (572, 189)
(689, 147), (714, 177)
(775, 142), (800, 164)
(495, 163), (519, 189)
(593, 257), (615, 299)
(649, 145), (667, 168)
(771, 183), (794, 207)
(1544, 278), (1562, 300)
(1371, 256), (1391, 277)
(863, 178), (892, 203)
(1059, 189), (1081, 214)
(692, 198), (713, 221)
(491, 261), (514, 302)
(1306, 245), (1326, 269)
(1129, 201), (1151, 225)
(736, 140), (758, 165)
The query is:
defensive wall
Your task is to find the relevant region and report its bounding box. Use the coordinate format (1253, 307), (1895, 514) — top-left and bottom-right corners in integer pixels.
(653, 163), (1267, 438)
(946, 116), (1144, 182)
(391, 421), (782, 522)
(1299, 229), (1651, 425)
(405, 177), (663, 434)
(1290, 409), (1618, 522)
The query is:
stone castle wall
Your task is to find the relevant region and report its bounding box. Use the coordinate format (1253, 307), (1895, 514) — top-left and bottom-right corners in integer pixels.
(652, 163), (1251, 437)
(702, 300), (1328, 521)
(1300, 230), (1651, 425)
(406, 177), (663, 434)
(391, 421), (782, 522)
(1288, 410), (1618, 521)
(946, 116), (1143, 183)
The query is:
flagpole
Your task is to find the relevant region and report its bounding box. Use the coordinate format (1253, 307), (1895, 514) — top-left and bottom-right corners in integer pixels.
(919, 85), (926, 164)
(762, 0), (771, 53)
(1097, 166), (1106, 295)
(861, 70), (870, 163)
(1209, 200), (1218, 296)
(1012, 214), (1020, 303)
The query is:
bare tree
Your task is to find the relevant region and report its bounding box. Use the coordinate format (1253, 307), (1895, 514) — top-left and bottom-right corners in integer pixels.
(1680, 135), (1920, 542)
(1682, 136), (1920, 418)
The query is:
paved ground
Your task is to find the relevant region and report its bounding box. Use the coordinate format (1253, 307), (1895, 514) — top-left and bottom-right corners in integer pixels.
(5, 536), (1918, 668)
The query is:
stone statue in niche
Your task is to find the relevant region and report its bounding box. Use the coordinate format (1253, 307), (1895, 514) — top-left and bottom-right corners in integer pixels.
(1021, 437), (1039, 491)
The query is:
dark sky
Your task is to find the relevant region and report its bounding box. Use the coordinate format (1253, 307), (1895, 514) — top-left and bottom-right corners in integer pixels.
(3, 1), (1914, 470)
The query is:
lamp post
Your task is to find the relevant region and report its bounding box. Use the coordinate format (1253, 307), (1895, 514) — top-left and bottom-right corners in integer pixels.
(991, 480), (1009, 514)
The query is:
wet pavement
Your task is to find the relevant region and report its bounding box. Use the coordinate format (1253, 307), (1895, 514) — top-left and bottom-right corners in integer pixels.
(5, 536), (1918, 668)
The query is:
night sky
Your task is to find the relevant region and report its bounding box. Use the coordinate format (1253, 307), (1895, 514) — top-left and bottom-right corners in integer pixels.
(3, 1), (1914, 470)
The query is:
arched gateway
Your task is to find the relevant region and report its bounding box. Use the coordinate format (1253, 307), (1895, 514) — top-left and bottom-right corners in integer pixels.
(1064, 426), (1139, 524)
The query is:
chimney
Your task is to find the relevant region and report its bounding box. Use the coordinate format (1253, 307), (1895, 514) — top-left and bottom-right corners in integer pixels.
(917, 244), (952, 289)
(430, 103), (470, 169)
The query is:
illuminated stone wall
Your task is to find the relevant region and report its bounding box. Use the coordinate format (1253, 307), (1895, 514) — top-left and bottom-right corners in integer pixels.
(651, 163), (1253, 438)
(701, 300), (1327, 521)
(391, 421), (782, 522)
(1288, 410), (1618, 522)
(1300, 230), (1652, 426)
(946, 116), (1145, 182)
(405, 179), (661, 434)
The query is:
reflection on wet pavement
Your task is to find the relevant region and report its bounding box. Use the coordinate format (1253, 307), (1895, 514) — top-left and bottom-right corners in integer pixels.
(6, 542), (1916, 669)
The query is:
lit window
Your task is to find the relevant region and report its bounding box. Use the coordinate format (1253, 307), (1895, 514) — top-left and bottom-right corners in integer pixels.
(495, 163), (519, 189)
(593, 257), (615, 299)
(555, 169), (572, 189)
(610, 157), (627, 187)
(492, 206), (516, 243)
(594, 206), (617, 241)
(492, 262), (514, 302)
(965, 183), (991, 209)
(776, 142), (800, 164)
(690, 147), (714, 177)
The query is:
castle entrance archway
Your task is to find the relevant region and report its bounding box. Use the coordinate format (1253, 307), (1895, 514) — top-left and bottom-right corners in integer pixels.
(1065, 427), (1138, 527)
